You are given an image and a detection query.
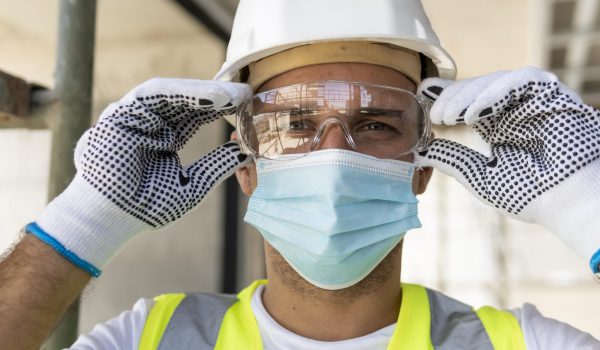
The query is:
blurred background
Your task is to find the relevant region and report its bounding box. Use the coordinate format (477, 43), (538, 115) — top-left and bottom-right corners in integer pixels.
(0, 0), (598, 347)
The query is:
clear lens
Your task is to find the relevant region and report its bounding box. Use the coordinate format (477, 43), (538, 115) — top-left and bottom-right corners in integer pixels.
(238, 81), (431, 160)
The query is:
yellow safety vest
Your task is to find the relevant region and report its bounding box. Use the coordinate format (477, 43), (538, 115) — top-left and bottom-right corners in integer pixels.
(139, 280), (526, 349)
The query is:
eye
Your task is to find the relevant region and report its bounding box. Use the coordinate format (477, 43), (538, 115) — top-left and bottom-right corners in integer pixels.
(357, 121), (394, 132)
(354, 109), (407, 136)
(286, 108), (317, 131)
(289, 119), (312, 131)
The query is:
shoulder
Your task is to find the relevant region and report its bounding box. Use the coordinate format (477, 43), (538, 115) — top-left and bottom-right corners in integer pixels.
(425, 288), (599, 349)
(68, 292), (238, 350)
(509, 303), (600, 350)
(69, 297), (154, 350)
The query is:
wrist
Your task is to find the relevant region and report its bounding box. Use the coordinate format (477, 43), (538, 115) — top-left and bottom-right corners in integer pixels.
(523, 158), (600, 273)
(591, 250), (600, 275)
(36, 174), (149, 273)
(25, 222), (101, 277)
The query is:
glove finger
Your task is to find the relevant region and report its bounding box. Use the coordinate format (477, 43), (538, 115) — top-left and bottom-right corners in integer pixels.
(96, 103), (206, 154)
(74, 129), (92, 171)
(161, 81), (249, 149)
(135, 78), (252, 110)
(124, 78), (251, 127)
(420, 73), (509, 126)
(420, 77), (484, 125)
(418, 78), (453, 102)
(183, 141), (251, 202)
(171, 82), (252, 146)
(416, 138), (489, 200)
(435, 79), (475, 125)
(440, 72), (508, 125)
(418, 78), (454, 124)
(99, 79), (252, 151)
(464, 67), (559, 124)
(216, 81), (253, 111)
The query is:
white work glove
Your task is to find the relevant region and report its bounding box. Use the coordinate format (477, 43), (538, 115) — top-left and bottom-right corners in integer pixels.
(415, 67), (600, 275)
(28, 78), (252, 276)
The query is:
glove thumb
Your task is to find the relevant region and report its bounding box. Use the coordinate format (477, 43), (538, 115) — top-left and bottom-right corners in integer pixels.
(416, 139), (489, 198)
(73, 129), (92, 172)
(417, 78), (454, 103)
(184, 141), (251, 197)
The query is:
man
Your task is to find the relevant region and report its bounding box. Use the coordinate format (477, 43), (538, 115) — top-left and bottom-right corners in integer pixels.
(0, 0), (599, 349)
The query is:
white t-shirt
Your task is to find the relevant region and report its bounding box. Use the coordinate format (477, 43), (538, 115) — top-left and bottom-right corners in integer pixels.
(251, 285), (396, 350)
(70, 285), (600, 350)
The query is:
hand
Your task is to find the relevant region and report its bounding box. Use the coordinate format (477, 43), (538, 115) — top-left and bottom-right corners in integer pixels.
(415, 67), (600, 274)
(30, 78), (253, 276)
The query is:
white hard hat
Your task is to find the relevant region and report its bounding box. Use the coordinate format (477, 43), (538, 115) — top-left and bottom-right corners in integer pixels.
(214, 0), (456, 84)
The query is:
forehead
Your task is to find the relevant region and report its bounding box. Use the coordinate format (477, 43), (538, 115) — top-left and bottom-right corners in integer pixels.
(257, 62), (417, 93)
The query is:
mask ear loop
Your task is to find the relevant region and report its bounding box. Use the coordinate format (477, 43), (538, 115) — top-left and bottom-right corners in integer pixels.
(236, 103), (254, 156)
(414, 96), (433, 171)
(310, 116), (358, 152)
(417, 96), (434, 149)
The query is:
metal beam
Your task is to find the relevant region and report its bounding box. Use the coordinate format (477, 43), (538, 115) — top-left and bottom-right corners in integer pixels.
(0, 77), (56, 130)
(579, 92), (600, 107)
(530, 0), (552, 68)
(549, 30), (600, 48)
(554, 65), (600, 81)
(172, 0), (234, 42)
(563, 0), (599, 91)
(0, 70), (30, 118)
(221, 125), (239, 294)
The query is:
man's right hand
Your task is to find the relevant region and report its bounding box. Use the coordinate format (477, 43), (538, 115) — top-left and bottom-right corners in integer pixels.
(30, 78), (252, 276)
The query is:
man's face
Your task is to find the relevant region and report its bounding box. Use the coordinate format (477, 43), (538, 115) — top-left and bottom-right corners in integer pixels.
(234, 62), (433, 196)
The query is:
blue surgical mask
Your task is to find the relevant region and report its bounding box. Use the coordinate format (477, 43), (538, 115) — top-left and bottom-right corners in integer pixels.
(244, 149), (421, 290)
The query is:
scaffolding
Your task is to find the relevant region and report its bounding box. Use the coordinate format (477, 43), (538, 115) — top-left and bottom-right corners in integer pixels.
(0, 0), (96, 348)
(4, 0), (599, 347)
(0, 1), (243, 348)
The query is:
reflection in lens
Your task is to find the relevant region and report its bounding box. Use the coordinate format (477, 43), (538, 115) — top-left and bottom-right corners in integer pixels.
(239, 81), (429, 160)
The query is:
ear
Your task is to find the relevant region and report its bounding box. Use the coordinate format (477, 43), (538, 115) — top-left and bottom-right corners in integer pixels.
(231, 131), (257, 196)
(413, 129), (435, 194)
(415, 166), (433, 195)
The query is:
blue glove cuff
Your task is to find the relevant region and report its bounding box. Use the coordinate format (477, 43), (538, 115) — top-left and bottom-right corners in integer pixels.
(25, 222), (102, 277)
(590, 248), (600, 274)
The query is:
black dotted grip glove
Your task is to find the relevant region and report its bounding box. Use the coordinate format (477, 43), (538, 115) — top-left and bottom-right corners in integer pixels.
(28, 78), (252, 276)
(416, 67), (600, 275)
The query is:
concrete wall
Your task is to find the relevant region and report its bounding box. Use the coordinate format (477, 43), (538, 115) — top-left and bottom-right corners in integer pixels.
(0, 0), (598, 340)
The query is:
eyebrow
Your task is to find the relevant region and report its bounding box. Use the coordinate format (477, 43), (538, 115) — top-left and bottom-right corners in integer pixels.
(254, 104), (409, 118)
(356, 108), (406, 118)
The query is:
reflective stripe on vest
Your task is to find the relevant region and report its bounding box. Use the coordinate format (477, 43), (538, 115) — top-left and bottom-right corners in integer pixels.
(139, 280), (526, 350)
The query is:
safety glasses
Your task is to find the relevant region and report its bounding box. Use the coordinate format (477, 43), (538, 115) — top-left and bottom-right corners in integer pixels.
(237, 81), (432, 160)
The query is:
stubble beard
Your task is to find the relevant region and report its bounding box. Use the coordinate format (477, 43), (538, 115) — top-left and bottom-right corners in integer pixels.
(266, 241), (403, 305)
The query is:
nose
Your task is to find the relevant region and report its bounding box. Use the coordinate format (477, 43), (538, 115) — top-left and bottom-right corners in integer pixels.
(311, 118), (356, 152)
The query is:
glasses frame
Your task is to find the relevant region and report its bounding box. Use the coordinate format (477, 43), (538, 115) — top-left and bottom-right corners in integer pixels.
(236, 80), (433, 161)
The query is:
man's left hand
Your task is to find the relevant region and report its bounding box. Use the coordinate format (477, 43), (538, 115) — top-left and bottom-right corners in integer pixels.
(415, 67), (600, 275)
